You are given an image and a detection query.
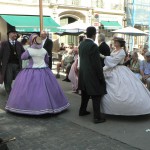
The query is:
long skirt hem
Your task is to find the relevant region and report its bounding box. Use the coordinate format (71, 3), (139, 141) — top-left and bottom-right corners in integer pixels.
(5, 103), (70, 115)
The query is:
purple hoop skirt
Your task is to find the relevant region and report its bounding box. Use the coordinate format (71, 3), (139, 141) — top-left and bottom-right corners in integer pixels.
(5, 67), (70, 115)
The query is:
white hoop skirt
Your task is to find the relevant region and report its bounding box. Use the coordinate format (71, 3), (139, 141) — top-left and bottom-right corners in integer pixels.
(101, 65), (150, 115)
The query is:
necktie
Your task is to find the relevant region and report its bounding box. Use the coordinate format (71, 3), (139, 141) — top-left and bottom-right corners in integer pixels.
(12, 41), (15, 46)
(11, 41), (16, 55)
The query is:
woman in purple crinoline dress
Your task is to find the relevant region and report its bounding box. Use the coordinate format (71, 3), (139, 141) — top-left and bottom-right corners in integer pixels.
(5, 34), (70, 115)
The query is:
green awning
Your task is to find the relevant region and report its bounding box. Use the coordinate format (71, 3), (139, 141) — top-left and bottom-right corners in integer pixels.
(100, 21), (122, 30)
(1, 15), (60, 32)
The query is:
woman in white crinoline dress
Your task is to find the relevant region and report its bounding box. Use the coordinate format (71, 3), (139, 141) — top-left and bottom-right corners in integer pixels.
(100, 37), (150, 116)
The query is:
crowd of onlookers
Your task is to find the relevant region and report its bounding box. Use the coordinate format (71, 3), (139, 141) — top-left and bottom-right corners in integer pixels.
(124, 46), (150, 91)
(55, 34), (150, 93)
(55, 36), (86, 93)
(0, 31), (149, 93)
(55, 43), (75, 81)
(0, 27), (150, 125)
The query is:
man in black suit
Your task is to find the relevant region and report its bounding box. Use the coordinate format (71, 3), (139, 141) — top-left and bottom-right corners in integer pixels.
(98, 33), (110, 67)
(78, 27), (107, 123)
(40, 31), (53, 69)
(0, 29), (25, 94)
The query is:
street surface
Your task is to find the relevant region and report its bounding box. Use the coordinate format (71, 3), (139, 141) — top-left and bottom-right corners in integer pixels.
(0, 65), (150, 150)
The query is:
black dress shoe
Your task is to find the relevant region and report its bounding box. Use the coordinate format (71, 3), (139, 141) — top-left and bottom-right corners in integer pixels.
(56, 74), (60, 78)
(72, 90), (79, 94)
(93, 118), (106, 124)
(79, 111), (90, 116)
(66, 79), (71, 82)
(62, 78), (66, 81)
(62, 78), (70, 82)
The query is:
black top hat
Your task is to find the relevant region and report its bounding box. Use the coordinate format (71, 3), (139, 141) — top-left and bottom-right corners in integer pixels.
(7, 29), (18, 35)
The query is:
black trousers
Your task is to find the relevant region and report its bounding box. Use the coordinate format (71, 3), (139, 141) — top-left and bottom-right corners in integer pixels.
(49, 57), (52, 69)
(79, 90), (102, 119)
(4, 63), (20, 94)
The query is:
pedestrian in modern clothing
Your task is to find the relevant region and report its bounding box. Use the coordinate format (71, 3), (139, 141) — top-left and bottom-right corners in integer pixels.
(58, 43), (66, 61)
(140, 51), (150, 91)
(56, 49), (74, 81)
(40, 31), (53, 69)
(78, 26), (107, 123)
(129, 51), (141, 79)
(0, 29), (25, 94)
(59, 42), (66, 52)
(98, 33), (110, 67)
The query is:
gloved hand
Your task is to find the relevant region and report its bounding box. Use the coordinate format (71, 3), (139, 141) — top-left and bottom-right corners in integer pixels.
(100, 53), (105, 59)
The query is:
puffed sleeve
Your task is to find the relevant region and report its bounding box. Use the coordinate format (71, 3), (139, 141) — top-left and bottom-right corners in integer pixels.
(21, 50), (31, 60)
(104, 49), (126, 68)
(44, 53), (49, 65)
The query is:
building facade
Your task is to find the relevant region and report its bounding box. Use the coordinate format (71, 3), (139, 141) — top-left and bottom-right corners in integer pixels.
(50, 0), (125, 45)
(126, 0), (150, 49)
(0, 0), (125, 49)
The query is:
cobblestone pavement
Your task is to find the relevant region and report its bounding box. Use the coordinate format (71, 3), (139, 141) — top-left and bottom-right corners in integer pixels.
(0, 84), (141, 150)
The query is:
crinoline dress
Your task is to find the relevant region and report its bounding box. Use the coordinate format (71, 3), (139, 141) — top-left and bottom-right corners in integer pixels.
(5, 47), (70, 115)
(101, 49), (150, 115)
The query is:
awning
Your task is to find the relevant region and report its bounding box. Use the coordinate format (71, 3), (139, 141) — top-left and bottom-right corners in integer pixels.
(100, 21), (122, 30)
(1, 15), (60, 32)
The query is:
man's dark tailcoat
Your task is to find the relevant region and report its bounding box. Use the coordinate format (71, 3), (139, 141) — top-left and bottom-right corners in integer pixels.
(98, 42), (110, 67)
(78, 39), (106, 96)
(43, 38), (53, 69)
(0, 41), (25, 84)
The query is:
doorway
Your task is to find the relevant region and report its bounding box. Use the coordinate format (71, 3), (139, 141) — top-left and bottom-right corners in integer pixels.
(60, 17), (77, 47)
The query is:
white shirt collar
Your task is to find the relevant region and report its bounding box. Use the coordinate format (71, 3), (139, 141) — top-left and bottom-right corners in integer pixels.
(86, 38), (94, 42)
(100, 41), (104, 45)
(9, 39), (16, 45)
(42, 37), (47, 46)
(9, 38), (15, 43)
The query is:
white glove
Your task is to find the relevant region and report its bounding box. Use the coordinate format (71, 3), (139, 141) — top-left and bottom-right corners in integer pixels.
(100, 53), (105, 59)
(103, 66), (109, 71)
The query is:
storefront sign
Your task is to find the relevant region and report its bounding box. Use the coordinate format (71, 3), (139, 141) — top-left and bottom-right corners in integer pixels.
(98, 14), (122, 24)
